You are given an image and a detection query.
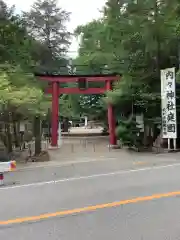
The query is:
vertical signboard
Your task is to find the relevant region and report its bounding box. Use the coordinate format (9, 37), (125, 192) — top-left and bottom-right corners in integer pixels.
(161, 67), (177, 139)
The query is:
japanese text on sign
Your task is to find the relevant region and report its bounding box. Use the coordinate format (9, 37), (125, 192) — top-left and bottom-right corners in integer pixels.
(161, 67), (177, 139)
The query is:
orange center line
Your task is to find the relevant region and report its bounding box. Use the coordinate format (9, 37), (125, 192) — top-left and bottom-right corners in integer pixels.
(0, 191), (180, 225)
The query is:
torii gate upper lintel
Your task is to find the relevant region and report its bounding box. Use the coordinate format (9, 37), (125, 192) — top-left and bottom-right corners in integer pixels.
(35, 73), (120, 147)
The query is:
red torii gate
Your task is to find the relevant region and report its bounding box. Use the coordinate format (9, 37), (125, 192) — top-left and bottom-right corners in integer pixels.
(36, 74), (119, 147)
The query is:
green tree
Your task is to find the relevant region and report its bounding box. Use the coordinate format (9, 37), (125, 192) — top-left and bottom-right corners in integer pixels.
(0, 66), (50, 153)
(71, 20), (110, 122)
(23, 0), (71, 73)
(0, 1), (33, 67)
(104, 0), (180, 147)
(0, 0), (53, 156)
(72, 0), (180, 147)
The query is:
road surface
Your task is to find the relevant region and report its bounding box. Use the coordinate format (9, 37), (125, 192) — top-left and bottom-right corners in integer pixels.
(1, 154), (180, 239)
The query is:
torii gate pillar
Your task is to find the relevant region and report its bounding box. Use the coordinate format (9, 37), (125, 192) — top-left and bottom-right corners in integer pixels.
(106, 80), (117, 146)
(51, 82), (59, 147)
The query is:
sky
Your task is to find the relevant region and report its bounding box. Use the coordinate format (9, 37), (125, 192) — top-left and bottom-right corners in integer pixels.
(5, 0), (105, 57)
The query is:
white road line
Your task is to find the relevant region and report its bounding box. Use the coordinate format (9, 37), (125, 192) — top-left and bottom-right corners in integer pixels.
(1, 162), (180, 191)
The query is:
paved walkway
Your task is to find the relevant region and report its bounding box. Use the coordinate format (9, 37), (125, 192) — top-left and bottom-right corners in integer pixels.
(16, 138), (180, 171)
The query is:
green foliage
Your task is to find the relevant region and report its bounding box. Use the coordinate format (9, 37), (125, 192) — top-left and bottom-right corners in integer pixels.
(0, 4), (33, 67)
(0, 0), (73, 154)
(23, 0), (71, 73)
(102, 0), (180, 124)
(0, 65), (50, 116)
(0, 0), (71, 119)
(71, 20), (110, 120)
(72, 0), (180, 146)
(116, 115), (142, 148)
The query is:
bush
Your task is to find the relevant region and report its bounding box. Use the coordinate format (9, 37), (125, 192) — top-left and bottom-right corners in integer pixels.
(116, 115), (142, 148)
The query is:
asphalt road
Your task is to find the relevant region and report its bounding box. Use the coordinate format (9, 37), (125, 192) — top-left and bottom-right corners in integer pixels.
(1, 156), (180, 239)
(3, 151), (180, 186)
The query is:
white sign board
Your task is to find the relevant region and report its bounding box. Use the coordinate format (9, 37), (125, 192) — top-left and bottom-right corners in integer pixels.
(136, 114), (144, 132)
(161, 67), (177, 139)
(20, 122), (25, 132)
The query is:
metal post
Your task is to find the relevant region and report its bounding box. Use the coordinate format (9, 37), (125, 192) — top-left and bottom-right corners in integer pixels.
(168, 138), (171, 150)
(93, 143), (95, 152)
(173, 138), (177, 150)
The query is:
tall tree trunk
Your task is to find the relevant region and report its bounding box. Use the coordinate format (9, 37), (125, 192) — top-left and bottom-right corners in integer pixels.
(34, 116), (41, 156)
(5, 112), (12, 153)
(12, 113), (19, 148)
(154, 0), (161, 73)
